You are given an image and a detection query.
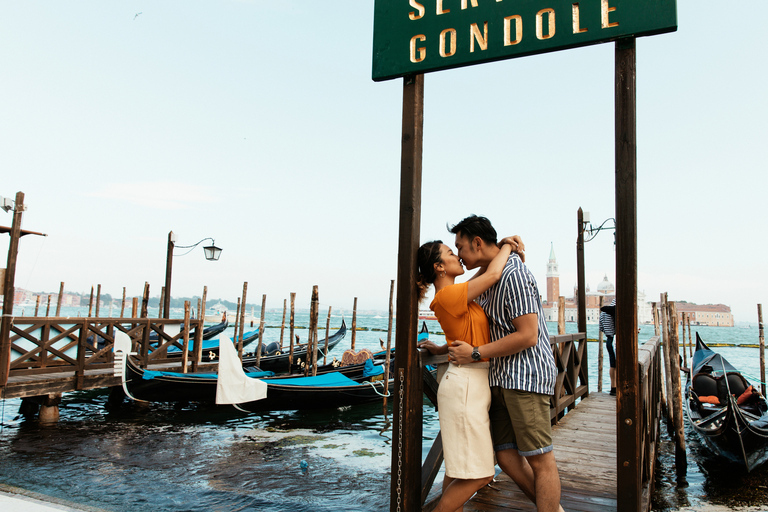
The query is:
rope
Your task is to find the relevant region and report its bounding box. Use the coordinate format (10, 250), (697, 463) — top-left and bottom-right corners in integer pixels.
(363, 379), (391, 398)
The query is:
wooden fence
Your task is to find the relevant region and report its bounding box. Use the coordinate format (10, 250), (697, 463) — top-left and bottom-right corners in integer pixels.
(0, 317), (206, 394)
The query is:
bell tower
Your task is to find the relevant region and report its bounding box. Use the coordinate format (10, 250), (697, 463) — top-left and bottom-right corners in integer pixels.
(546, 242), (559, 304)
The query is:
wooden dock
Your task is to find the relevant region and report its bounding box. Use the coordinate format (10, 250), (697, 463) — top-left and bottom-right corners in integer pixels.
(463, 393), (617, 512)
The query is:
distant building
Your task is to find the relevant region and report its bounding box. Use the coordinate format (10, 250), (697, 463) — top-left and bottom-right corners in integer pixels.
(675, 302), (734, 327)
(541, 245), (653, 324)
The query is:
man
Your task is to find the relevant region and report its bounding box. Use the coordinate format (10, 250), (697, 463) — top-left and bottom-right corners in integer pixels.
(447, 215), (562, 512)
(600, 298), (617, 396)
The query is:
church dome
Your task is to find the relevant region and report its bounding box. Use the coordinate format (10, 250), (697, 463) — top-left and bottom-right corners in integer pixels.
(597, 275), (615, 294)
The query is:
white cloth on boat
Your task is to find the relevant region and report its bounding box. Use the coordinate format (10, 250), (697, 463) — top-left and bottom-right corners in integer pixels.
(216, 334), (267, 404)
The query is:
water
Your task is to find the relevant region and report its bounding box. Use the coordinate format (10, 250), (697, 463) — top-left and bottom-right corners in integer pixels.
(1, 307), (766, 511)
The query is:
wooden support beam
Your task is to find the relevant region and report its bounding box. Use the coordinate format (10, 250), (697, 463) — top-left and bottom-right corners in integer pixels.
(577, 207), (587, 335)
(0, 192), (25, 387)
(614, 37), (641, 512)
(390, 72), (424, 512)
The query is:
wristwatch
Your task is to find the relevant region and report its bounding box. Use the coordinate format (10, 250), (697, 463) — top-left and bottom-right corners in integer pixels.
(471, 347), (481, 361)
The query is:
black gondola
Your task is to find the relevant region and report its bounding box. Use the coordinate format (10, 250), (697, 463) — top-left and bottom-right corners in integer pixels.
(113, 330), (391, 412)
(685, 333), (768, 471)
(238, 319), (348, 372)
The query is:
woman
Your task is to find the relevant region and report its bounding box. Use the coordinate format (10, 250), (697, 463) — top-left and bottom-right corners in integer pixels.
(416, 236), (522, 512)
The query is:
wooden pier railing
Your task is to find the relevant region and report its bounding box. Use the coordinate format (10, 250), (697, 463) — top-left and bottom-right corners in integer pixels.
(635, 335), (662, 511)
(0, 317), (205, 399)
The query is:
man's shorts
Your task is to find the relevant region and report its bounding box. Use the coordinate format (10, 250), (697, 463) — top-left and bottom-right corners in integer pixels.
(489, 386), (553, 457)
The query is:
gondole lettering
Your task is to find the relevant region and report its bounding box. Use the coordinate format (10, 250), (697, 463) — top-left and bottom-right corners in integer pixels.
(440, 28), (457, 57)
(536, 8), (555, 40)
(407, 0), (619, 63)
(409, 0), (425, 20)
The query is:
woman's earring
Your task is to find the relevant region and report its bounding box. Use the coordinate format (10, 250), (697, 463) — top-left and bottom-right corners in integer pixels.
(439, 271), (446, 278)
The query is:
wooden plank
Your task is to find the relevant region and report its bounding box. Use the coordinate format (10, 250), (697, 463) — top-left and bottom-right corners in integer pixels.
(461, 394), (618, 512)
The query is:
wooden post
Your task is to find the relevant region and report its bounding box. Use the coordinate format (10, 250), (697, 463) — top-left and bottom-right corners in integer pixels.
(163, 231), (174, 319)
(288, 292), (296, 371)
(390, 72), (424, 512)
(660, 294), (673, 423)
(667, 301), (687, 484)
(238, 283), (248, 360)
(131, 297), (138, 318)
(311, 286), (320, 376)
(687, 315), (693, 358)
(323, 306), (332, 365)
(250, 306), (254, 328)
(351, 296), (358, 351)
(279, 299), (287, 349)
(95, 284), (102, 318)
(576, 207), (587, 336)
(557, 296), (566, 335)
(653, 302), (668, 413)
(233, 297), (241, 357)
(384, 279), (395, 415)
(615, 37), (641, 512)
(46, 294), (52, 317)
(681, 312), (687, 370)
(305, 288), (318, 377)
(34, 294), (40, 316)
(159, 287), (165, 319)
(759, 304), (765, 397)
(181, 301), (191, 373)
(88, 286), (94, 317)
(120, 287), (126, 318)
(141, 282), (149, 318)
(56, 282), (65, 316)
(193, 286), (207, 371)
(256, 294), (266, 365)
(0, 192), (25, 387)
(598, 295), (604, 393)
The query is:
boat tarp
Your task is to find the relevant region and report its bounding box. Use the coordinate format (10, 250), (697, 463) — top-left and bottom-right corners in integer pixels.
(166, 329), (259, 353)
(142, 368), (274, 380)
(271, 372), (359, 387)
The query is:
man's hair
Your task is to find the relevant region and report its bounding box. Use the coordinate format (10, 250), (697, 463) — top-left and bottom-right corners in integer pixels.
(448, 215), (497, 245)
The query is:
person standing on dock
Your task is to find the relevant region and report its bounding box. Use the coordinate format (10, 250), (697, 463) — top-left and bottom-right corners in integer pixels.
(415, 236), (522, 512)
(599, 298), (617, 396)
(448, 215), (563, 512)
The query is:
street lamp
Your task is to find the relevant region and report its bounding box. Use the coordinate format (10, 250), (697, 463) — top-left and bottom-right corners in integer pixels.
(163, 231), (222, 318)
(582, 212), (616, 244)
(576, 209), (616, 334)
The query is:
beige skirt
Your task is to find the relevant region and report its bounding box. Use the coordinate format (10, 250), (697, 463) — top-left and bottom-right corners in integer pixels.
(437, 362), (494, 479)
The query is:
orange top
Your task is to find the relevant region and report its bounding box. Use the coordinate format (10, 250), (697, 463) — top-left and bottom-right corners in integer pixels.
(430, 282), (490, 350)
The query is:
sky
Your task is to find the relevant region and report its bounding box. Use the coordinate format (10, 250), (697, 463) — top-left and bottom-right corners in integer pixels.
(0, 1), (765, 324)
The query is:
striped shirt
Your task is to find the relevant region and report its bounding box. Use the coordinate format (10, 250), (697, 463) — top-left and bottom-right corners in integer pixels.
(599, 299), (616, 336)
(477, 253), (557, 395)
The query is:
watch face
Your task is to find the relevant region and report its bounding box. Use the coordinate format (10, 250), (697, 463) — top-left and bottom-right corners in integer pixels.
(472, 348), (480, 360)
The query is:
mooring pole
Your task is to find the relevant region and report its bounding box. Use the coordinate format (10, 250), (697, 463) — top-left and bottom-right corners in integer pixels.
(0, 192), (25, 387)
(576, 207), (587, 335)
(759, 304), (765, 397)
(390, 73), (424, 512)
(615, 37), (641, 512)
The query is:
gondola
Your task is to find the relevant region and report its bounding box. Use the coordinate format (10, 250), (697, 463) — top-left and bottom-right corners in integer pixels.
(685, 333), (768, 471)
(88, 316), (229, 352)
(150, 316), (229, 343)
(238, 319), (348, 372)
(113, 331), (391, 412)
(166, 328), (260, 357)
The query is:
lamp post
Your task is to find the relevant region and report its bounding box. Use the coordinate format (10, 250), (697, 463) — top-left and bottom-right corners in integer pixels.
(577, 209), (616, 332)
(163, 231), (222, 319)
(1, 192), (46, 387)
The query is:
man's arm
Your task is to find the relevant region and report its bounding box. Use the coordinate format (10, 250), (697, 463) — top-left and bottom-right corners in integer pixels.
(448, 313), (538, 364)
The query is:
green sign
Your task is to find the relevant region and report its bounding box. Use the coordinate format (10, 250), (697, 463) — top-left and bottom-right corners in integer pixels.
(372, 0), (677, 81)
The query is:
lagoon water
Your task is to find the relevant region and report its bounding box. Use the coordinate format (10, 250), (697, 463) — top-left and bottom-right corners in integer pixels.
(0, 306), (766, 511)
